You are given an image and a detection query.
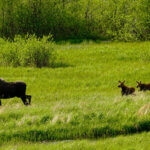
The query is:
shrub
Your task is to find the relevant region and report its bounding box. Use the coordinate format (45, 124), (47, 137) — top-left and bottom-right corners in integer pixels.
(0, 34), (56, 67)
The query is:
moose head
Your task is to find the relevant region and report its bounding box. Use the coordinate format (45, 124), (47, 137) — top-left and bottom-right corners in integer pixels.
(136, 81), (142, 88)
(118, 80), (125, 88)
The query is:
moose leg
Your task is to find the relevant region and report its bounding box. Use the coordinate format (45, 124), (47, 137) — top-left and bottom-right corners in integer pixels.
(26, 95), (31, 104)
(121, 91), (124, 96)
(0, 100), (1, 106)
(21, 96), (28, 105)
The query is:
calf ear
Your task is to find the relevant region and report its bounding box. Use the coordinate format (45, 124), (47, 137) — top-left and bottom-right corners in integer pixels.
(118, 81), (121, 83)
(136, 81), (139, 84)
(123, 80), (125, 83)
(140, 81), (141, 83)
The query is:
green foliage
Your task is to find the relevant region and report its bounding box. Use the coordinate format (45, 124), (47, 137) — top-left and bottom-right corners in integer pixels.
(0, 0), (149, 41)
(0, 34), (55, 67)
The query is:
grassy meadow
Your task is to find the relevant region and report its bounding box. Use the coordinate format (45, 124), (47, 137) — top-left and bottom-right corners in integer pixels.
(0, 41), (150, 149)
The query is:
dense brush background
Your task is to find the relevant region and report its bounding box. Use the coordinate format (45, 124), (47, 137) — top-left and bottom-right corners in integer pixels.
(0, 0), (149, 41)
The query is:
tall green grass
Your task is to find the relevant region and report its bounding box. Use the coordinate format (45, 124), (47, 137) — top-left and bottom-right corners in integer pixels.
(1, 132), (150, 150)
(0, 42), (150, 145)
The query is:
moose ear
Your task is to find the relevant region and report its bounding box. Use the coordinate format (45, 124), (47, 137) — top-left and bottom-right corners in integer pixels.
(123, 80), (125, 83)
(118, 80), (121, 83)
(140, 81), (141, 83)
(136, 81), (139, 83)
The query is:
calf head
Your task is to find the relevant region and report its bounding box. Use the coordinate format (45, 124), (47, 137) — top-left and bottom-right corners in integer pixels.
(118, 80), (125, 88)
(136, 81), (142, 88)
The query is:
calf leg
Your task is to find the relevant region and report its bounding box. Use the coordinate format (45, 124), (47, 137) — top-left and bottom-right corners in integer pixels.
(0, 100), (1, 106)
(21, 96), (29, 106)
(121, 91), (125, 96)
(26, 95), (31, 104)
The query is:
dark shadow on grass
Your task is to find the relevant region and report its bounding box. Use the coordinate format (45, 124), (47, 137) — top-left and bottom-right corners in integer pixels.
(50, 62), (74, 69)
(92, 120), (150, 138)
(0, 120), (150, 144)
(55, 38), (111, 45)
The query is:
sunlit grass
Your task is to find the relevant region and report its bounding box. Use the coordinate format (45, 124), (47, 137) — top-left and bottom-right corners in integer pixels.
(0, 41), (150, 147)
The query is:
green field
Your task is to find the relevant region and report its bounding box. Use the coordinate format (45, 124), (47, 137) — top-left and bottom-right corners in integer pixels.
(0, 41), (150, 149)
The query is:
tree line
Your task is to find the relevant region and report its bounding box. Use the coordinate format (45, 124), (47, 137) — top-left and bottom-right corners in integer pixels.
(0, 0), (149, 41)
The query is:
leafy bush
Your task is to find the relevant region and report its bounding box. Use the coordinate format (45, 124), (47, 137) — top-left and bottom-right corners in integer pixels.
(0, 34), (56, 67)
(0, 0), (149, 41)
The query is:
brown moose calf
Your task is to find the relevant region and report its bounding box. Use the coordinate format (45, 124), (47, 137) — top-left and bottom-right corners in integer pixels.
(136, 81), (150, 91)
(118, 80), (135, 96)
